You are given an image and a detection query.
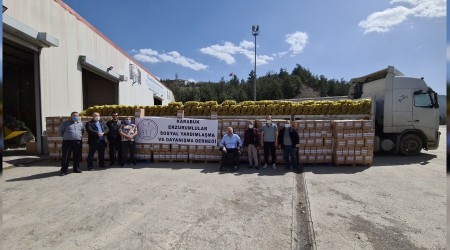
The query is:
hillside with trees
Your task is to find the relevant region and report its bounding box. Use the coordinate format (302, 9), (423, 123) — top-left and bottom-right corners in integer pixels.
(161, 64), (351, 103)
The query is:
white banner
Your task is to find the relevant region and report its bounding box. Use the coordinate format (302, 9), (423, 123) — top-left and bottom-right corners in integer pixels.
(135, 117), (218, 146)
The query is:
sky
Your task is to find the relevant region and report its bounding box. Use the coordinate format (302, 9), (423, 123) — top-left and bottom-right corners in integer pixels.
(64, 0), (446, 95)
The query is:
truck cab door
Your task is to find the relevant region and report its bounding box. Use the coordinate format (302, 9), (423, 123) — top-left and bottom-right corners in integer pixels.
(412, 90), (438, 143)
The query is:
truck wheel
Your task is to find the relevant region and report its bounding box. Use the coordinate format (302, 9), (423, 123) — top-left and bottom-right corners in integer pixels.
(399, 134), (422, 156)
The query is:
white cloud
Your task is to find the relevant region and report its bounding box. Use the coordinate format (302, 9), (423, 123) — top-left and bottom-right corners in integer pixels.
(132, 48), (208, 71)
(200, 40), (273, 66)
(285, 32), (308, 55)
(359, 0), (445, 34)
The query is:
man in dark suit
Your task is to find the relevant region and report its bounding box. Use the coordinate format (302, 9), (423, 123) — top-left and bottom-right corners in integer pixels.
(86, 112), (109, 170)
(278, 120), (301, 173)
(106, 111), (122, 166)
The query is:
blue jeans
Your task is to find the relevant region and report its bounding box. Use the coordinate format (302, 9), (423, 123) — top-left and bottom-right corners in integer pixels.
(283, 146), (298, 171)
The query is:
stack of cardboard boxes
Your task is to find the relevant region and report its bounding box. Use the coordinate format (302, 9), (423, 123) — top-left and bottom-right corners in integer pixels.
(44, 116), (374, 167)
(293, 120), (333, 165)
(332, 120), (374, 165)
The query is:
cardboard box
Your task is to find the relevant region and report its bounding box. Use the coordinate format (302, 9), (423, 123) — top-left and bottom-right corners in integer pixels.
(306, 120), (315, 129)
(333, 130), (344, 139)
(303, 130), (310, 138)
(171, 144), (180, 151)
(323, 120), (331, 129)
(299, 155), (308, 163)
(347, 147), (355, 156)
(363, 120), (373, 130)
(346, 139), (355, 147)
(161, 144), (171, 151)
(363, 129), (375, 137)
(316, 147), (324, 155)
(365, 138), (374, 147)
(307, 155), (316, 164)
(309, 129), (316, 138)
(297, 120), (307, 130)
(298, 147), (305, 155)
(355, 155), (363, 164)
(316, 154), (324, 163)
(363, 155), (373, 164)
(152, 144), (161, 151)
(354, 121), (363, 129)
(345, 120), (354, 129)
(356, 130), (363, 138)
(332, 120), (345, 130)
(307, 139), (315, 146)
(315, 120), (324, 129)
(298, 130), (305, 138)
(310, 147), (317, 155)
(239, 120), (248, 129)
(345, 156), (355, 164)
(315, 138), (324, 147)
(325, 155), (333, 163)
(299, 138), (307, 146)
(325, 147), (333, 155)
(342, 147), (349, 156)
(336, 139), (346, 147)
(46, 117), (54, 125)
(334, 147), (343, 156)
(354, 147), (361, 156)
(324, 138), (333, 147)
(46, 124), (54, 134)
(356, 138), (365, 147)
(334, 155), (345, 164)
(304, 147), (311, 155)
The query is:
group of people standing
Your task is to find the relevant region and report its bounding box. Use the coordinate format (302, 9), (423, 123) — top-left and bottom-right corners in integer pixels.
(58, 111), (138, 176)
(59, 112), (302, 176)
(219, 116), (303, 173)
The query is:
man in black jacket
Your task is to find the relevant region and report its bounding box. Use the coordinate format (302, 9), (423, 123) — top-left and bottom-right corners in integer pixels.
(278, 120), (302, 173)
(106, 111), (122, 166)
(86, 112), (109, 170)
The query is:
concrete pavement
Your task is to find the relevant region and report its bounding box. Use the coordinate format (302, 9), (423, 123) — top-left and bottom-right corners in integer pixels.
(305, 126), (446, 249)
(3, 126), (446, 249)
(3, 161), (309, 250)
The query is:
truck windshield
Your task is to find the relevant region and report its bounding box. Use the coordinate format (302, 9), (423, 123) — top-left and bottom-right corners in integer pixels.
(414, 91), (433, 108)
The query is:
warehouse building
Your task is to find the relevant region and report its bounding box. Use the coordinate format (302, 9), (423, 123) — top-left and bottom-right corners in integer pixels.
(3, 0), (175, 153)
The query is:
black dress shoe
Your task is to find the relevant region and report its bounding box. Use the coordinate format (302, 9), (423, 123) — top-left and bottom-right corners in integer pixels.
(60, 172), (66, 176)
(73, 169), (82, 173)
(109, 162), (114, 166)
(88, 168), (94, 171)
(120, 164), (124, 168)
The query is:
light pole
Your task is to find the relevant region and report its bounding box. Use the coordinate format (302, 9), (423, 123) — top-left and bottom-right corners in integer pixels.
(252, 25), (259, 101)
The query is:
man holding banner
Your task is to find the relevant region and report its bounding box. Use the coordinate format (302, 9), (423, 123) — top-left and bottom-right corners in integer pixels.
(219, 127), (242, 171)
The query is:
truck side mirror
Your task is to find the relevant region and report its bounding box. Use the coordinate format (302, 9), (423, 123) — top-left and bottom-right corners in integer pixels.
(434, 93), (439, 108)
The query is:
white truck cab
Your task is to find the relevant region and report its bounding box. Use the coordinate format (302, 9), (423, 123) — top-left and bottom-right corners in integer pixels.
(349, 66), (440, 155)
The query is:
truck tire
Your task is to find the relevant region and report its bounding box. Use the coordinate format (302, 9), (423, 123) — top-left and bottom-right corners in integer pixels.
(399, 134), (422, 156)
